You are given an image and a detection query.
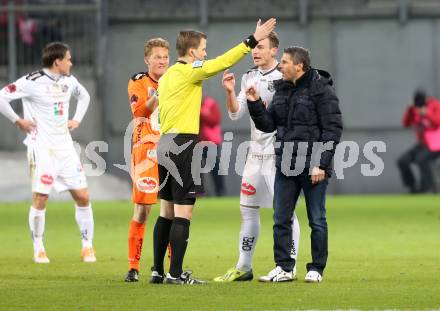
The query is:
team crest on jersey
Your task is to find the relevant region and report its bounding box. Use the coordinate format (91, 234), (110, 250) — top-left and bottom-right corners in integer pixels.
(267, 81), (275, 92)
(61, 84), (69, 93)
(5, 83), (16, 93)
(136, 177), (158, 193)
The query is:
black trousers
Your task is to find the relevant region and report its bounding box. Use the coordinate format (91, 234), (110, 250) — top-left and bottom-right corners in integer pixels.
(397, 144), (440, 192)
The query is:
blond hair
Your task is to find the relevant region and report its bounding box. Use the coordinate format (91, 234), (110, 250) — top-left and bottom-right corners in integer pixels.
(144, 38), (169, 57)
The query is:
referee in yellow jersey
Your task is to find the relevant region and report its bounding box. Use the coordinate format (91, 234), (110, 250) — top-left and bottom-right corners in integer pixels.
(150, 18), (277, 285)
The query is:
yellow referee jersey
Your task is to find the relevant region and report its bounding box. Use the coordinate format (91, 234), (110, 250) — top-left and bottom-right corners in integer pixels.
(158, 42), (251, 134)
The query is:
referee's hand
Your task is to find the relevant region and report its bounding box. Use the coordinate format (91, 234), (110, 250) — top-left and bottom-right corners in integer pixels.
(253, 18), (277, 42)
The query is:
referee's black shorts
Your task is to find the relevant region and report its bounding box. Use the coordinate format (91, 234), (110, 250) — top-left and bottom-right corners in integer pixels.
(157, 134), (204, 205)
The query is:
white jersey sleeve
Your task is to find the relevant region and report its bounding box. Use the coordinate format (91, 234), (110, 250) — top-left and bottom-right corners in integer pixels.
(229, 72), (249, 120)
(0, 77), (30, 123)
(71, 76), (90, 123)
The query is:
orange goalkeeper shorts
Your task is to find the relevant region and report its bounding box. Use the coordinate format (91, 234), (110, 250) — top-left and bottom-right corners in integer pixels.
(131, 143), (159, 205)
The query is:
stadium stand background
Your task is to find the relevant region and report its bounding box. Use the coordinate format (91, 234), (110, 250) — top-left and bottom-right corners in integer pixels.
(1, 0), (440, 195)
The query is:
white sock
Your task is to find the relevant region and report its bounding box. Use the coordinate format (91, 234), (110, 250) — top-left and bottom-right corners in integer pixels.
(29, 206), (46, 253)
(236, 206), (260, 271)
(75, 204), (94, 248)
(291, 212), (300, 269)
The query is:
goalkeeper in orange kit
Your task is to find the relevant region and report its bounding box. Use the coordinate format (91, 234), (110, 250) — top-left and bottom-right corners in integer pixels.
(124, 38), (170, 282)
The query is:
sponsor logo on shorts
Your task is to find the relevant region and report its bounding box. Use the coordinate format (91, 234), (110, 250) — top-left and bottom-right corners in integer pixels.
(136, 177), (158, 193)
(40, 174), (54, 185)
(5, 83), (16, 93)
(241, 183), (256, 196)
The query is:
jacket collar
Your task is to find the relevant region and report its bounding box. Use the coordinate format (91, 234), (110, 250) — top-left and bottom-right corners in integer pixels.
(293, 68), (313, 88)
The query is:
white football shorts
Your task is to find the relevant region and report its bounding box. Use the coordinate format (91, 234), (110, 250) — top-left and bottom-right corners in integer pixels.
(27, 145), (87, 194)
(239, 153), (275, 208)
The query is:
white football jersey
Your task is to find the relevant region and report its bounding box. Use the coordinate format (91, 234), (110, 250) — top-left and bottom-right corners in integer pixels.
(229, 64), (281, 154)
(0, 69), (90, 150)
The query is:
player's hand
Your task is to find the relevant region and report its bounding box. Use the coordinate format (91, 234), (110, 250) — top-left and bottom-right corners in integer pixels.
(253, 18), (276, 42)
(146, 93), (159, 112)
(222, 70), (235, 92)
(245, 84), (260, 102)
(311, 167), (326, 184)
(15, 118), (36, 133)
(68, 120), (80, 131)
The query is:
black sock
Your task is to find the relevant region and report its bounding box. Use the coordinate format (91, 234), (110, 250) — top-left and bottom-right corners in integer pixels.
(169, 217), (190, 278)
(152, 216), (173, 275)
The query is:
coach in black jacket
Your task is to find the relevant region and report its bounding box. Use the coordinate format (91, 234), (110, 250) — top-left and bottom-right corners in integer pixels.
(247, 46), (342, 282)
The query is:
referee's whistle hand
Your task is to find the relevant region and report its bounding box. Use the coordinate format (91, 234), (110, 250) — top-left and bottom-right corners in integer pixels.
(253, 18), (277, 42)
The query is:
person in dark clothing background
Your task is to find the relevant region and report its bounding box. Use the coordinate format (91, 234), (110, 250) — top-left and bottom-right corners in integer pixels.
(398, 89), (440, 193)
(247, 46), (342, 283)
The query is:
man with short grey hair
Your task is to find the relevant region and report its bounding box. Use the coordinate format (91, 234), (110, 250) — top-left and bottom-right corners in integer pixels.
(247, 46), (342, 283)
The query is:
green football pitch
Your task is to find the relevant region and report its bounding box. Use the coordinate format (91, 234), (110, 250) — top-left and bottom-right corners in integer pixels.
(0, 195), (439, 310)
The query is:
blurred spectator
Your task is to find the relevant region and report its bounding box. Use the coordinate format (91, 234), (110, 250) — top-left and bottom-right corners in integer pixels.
(398, 89), (440, 193)
(200, 96), (225, 196)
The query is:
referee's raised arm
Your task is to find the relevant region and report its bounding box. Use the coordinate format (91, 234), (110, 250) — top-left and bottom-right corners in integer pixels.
(188, 18), (277, 82)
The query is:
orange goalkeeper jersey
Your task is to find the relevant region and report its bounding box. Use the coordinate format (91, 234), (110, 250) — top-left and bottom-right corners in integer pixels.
(128, 72), (160, 145)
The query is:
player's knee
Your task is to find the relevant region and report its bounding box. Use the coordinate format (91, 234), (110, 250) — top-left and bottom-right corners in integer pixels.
(75, 191), (90, 207)
(133, 204), (151, 223)
(33, 193), (49, 210)
(159, 199), (174, 219)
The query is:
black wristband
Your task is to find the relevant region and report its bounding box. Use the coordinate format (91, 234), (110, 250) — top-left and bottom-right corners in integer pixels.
(244, 35), (258, 49)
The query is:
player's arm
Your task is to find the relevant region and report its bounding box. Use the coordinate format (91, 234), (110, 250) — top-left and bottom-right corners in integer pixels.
(69, 78), (91, 131)
(0, 78), (36, 133)
(222, 70), (239, 116)
(145, 88), (158, 113)
(189, 18), (276, 82)
(128, 80), (156, 118)
(247, 85), (276, 132)
(225, 71), (249, 120)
